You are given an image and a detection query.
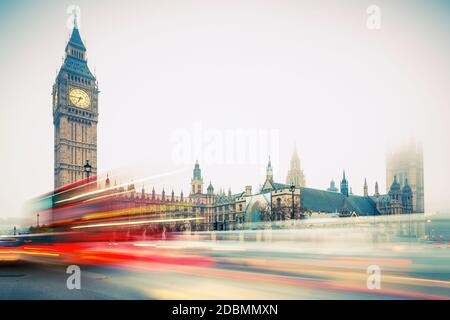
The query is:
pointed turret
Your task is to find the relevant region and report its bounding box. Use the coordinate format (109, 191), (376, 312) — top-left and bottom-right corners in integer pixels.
(105, 173), (110, 188)
(266, 156), (273, 181)
(191, 160), (203, 194)
(402, 178), (413, 213)
(60, 11), (95, 80)
(207, 181), (214, 195)
(66, 12), (86, 52)
(193, 160), (201, 179)
(327, 179), (339, 192)
(286, 144), (306, 187)
(340, 170), (349, 197)
(389, 175), (402, 201)
(374, 181), (380, 197)
(402, 178), (412, 194)
(363, 178), (368, 197)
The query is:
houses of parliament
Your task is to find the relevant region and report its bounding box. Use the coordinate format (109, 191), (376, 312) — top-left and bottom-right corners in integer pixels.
(52, 16), (425, 231)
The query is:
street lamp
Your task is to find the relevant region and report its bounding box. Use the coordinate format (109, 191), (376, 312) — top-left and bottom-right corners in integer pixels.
(84, 160), (92, 179)
(289, 183), (295, 220)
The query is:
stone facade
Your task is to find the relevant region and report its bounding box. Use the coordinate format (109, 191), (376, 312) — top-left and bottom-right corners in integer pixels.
(101, 160), (302, 232)
(93, 157), (415, 234)
(375, 176), (414, 215)
(386, 140), (424, 213)
(53, 16), (98, 188)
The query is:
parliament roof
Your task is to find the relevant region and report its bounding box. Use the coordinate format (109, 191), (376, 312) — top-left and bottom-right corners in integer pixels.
(300, 187), (379, 216)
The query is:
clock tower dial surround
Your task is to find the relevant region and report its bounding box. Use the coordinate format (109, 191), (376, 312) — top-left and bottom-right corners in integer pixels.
(53, 17), (99, 188)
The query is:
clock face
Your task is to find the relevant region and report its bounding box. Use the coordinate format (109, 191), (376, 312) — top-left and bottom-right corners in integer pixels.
(69, 87), (91, 108)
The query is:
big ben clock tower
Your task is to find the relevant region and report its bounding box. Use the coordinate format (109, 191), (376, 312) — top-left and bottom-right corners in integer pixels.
(53, 14), (98, 188)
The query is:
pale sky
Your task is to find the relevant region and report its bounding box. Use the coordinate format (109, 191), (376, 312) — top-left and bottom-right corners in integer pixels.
(0, 0), (449, 219)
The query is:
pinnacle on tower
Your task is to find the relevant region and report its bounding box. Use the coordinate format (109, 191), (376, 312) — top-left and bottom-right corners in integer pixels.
(266, 156), (273, 181)
(364, 178), (368, 197)
(193, 160), (202, 179)
(66, 11), (86, 52)
(340, 170), (349, 197)
(286, 144), (306, 187)
(105, 173), (111, 188)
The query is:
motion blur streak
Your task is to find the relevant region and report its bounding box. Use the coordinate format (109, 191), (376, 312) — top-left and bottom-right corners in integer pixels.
(53, 169), (185, 205)
(1, 178), (448, 299)
(1, 214), (449, 299)
(0, 250), (60, 257)
(71, 217), (203, 229)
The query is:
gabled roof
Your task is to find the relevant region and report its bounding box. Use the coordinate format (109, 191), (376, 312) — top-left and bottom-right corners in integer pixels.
(259, 178), (379, 215)
(300, 187), (344, 213)
(346, 195), (378, 215)
(261, 178), (289, 192)
(273, 182), (290, 189)
(300, 187), (379, 216)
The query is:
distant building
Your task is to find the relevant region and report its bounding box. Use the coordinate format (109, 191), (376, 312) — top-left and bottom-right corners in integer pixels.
(386, 140), (424, 212)
(300, 171), (379, 217)
(375, 176), (413, 215)
(340, 171), (349, 197)
(266, 164), (378, 217)
(47, 14), (421, 234)
(286, 145), (306, 187)
(90, 159), (414, 235)
(326, 179), (339, 192)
